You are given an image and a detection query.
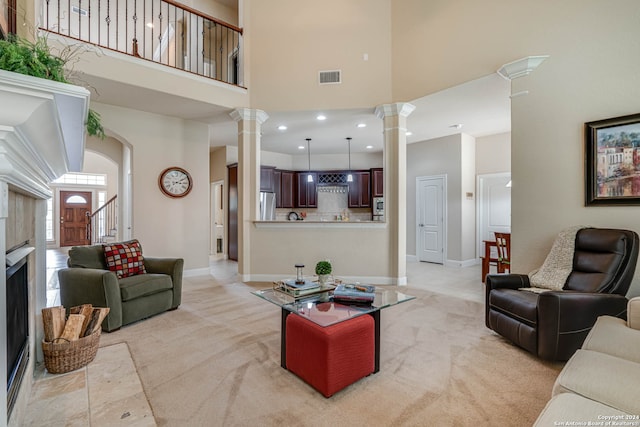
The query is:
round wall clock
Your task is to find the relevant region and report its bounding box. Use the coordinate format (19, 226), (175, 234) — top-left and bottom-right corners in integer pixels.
(159, 167), (193, 198)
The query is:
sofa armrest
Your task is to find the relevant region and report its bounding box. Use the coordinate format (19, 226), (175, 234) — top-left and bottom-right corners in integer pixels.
(144, 257), (184, 308)
(57, 268), (123, 332)
(485, 274), (530, 328)
(537, 292), (628, 360)
(629, 296), (640, 330)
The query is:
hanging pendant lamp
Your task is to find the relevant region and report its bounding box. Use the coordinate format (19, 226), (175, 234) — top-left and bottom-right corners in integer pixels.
(346, 137), (353, 182)
(306, 138), (313, 182)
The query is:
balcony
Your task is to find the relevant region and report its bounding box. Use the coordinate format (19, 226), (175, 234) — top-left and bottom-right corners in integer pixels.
(39, 0), (243, 88)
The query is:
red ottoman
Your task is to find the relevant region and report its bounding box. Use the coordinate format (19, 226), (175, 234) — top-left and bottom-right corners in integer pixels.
(285, 313), (375, 397)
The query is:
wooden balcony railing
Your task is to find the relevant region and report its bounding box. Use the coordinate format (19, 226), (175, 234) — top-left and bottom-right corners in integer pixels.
(40, 0), (243, 87)
(89, 194), (117, 244)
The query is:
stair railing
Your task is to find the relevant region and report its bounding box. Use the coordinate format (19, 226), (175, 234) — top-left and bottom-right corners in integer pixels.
(89, 195), (118, 244)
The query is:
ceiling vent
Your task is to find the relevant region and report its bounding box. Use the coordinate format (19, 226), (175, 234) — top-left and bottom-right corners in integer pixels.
(319, 70), (341, 85)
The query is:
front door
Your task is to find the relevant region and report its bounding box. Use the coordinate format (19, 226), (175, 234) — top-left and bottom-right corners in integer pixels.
(416, 176), (446, 264)
(60, 191), (92, 247)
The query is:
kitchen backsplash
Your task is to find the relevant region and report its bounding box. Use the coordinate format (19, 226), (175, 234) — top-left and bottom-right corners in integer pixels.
(276, 189), (371, 221)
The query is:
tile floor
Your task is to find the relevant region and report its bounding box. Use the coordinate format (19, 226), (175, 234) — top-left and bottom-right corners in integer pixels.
(21, 251), (487, 426)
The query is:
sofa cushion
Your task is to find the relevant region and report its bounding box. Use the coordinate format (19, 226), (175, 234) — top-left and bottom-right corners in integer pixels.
(104, 240), (147, 278)
(488, 288), (538, 327)
(552, 349), (640, 414)
(67, 244), (107, 269)
(119, 273), (173, 302)
(533, 393), (631, 427)
(582, 315), (640, 364)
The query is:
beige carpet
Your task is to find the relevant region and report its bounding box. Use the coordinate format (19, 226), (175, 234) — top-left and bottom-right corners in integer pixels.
(98, 274), (563, 426)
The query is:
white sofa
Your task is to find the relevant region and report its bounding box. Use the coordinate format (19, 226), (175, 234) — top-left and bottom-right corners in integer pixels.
(534, 297), (640, 426)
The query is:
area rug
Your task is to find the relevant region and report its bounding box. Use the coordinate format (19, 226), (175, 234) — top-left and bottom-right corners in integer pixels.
(99, 274), (563, 426)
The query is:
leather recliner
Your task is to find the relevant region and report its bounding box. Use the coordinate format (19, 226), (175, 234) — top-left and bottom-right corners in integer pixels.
(485, 228), (639, 361)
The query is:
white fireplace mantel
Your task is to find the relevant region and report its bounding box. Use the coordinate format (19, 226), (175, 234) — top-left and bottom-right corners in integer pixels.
(0, 69), (90, 199)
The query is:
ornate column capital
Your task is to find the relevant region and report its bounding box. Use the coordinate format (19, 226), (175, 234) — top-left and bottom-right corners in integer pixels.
(230, 108), (269, 125)
(375, 103), (416, 119)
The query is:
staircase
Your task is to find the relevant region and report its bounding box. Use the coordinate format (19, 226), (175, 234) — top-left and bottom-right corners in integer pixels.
(89, 195), (118, 244)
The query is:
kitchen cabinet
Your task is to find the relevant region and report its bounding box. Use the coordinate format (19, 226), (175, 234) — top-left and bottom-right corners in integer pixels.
(273, 170), (282, 206)
(296, 172), (317, 208)
(280, 170), (295, 208)
(260, 166), (275, 192)
(372, 168), (384, 197)
(348, 171), (371, 208)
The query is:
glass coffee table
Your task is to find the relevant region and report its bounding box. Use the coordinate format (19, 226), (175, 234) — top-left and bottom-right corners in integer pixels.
(253, 284), (415, 373)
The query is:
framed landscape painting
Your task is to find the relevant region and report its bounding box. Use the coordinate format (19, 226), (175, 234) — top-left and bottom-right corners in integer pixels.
(585, 113), (640, 206)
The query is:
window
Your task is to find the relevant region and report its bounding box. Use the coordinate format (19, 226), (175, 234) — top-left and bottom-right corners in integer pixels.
(46, 198), (53, 241)
(53, 173), (106, 186)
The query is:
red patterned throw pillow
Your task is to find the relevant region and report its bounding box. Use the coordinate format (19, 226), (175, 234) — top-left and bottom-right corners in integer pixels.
(103, 240), (147, 278)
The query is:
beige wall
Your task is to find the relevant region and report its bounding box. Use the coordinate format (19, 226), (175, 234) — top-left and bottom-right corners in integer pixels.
(508, 0), (640, 296)
(83, 151), (118, 199)
(93, 103), (210, 270)
(210, 147), (227, 183)
(476, 132), (510, 175)
(247, 0), (392, 111)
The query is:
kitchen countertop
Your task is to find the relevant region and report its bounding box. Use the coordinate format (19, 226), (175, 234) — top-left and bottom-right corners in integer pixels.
(253, 220), (386, 229)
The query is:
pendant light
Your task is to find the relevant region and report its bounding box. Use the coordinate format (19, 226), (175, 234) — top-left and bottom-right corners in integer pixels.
(346, 137), (353, 182)
(306, 138), (313, 182)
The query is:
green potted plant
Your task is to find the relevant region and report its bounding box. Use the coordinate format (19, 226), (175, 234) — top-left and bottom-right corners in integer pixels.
(0, 34), (105, 139)
(315, 260), (332, 285)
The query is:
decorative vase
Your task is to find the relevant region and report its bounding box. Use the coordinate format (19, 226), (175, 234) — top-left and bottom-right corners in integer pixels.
(318, 274), (329, 285)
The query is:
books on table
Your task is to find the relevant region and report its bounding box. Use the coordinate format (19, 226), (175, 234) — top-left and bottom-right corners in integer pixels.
(332, 284), (376, 304)
(275, 279), (324, 297)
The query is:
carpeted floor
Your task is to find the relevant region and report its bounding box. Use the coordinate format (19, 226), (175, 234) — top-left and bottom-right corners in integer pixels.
(96, 267), (564, 426)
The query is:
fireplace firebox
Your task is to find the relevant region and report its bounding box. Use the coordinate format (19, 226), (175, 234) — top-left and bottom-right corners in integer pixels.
(6, 243), (30, 418)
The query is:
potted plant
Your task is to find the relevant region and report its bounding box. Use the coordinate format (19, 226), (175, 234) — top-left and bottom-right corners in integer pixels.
(315, 260), (332, 285)
(0, 34), (105, 139)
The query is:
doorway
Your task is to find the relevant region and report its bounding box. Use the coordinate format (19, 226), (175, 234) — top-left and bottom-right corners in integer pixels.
(476, 173), (511, 258)
(210, 181), (225, 257)
(416, 175), (446, 264)
(59, 191), (92, 247)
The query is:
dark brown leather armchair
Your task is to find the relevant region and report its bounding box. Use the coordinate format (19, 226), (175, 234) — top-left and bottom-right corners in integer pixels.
(485, 228), (639, 361)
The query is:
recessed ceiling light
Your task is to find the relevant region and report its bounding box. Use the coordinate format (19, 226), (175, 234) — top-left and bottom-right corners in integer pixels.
(298, 145), (305, 150)
(406, 131), (413, 136)
(357, 123), (366, 128)
(366, 145), (373, 149)
(316, 115), (326, 121)
(278, 125), (287, 130)
(450, 123), (463, 129)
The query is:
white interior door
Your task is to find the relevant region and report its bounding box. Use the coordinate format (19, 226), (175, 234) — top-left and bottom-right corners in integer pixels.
(477, 173), (511, 258)
(416, 175), (446, 264)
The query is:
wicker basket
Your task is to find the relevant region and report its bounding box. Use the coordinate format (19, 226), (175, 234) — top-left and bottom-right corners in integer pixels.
(42, 328), (101, 374)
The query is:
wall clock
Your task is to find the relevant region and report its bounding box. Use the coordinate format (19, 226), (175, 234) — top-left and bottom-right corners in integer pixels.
(159, 167), (193, 198)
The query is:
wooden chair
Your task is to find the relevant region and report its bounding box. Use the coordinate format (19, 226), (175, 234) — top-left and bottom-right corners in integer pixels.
(494, 232), (511, 273)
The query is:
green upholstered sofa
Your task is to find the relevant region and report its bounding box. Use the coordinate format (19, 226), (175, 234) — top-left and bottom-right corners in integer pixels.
(57, 243), (184, 332)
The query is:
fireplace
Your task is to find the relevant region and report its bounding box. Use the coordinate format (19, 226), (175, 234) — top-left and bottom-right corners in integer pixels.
(5, 242), (31, 418)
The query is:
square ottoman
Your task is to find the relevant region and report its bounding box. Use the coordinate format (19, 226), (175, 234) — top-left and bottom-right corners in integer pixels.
(285, 313), (375, 397)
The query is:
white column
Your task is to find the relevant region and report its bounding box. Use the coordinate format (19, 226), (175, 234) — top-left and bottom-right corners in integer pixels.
(375, 103), (415, 285)
(230, 108), (268, 280)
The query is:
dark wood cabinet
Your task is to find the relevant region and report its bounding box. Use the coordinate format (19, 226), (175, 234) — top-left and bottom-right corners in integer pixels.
(273, 170), (282, 206)
(280, 170), (295, 208)
(296, 172), (317, 208)
(372, 168), (384, 197)
(227, 164), (238, 261)
(260, 166), (275, 192)
(348, 171), (371, 208)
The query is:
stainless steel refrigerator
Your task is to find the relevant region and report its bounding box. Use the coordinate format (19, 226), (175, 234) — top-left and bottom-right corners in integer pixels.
(259, 192), (276, 220)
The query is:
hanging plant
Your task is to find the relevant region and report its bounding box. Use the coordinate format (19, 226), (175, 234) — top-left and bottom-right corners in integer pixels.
(0, 34), (105, 139)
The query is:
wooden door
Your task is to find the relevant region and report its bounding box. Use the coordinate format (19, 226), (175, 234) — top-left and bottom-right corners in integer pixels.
(227, 164), (238, 261)
(60, 191), (92, 247)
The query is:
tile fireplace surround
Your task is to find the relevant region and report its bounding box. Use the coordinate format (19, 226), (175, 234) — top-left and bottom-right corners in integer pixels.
(0, 69), (90, 425)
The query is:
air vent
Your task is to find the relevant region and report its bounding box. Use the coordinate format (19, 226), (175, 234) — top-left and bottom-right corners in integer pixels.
(319, 70), (341, 85)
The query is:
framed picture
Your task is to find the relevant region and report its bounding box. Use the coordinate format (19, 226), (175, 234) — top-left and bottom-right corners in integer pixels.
(585, 113), (640, 206)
